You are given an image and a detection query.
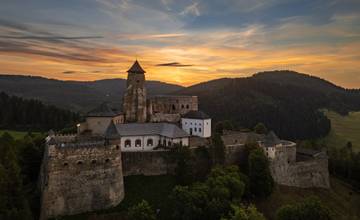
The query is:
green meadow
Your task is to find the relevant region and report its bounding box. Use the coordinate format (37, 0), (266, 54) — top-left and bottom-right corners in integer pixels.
(322, 110), (360, 152)
(0, 129), (42, 139)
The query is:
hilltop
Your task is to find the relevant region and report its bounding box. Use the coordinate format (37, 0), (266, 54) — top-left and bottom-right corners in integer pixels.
(0, 75), (183, 112)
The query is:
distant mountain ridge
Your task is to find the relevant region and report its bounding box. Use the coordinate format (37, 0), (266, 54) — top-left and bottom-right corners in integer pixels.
(0, 75), (183, 112)
(1, 71), (359, 140)
(174, 70), (360, 140)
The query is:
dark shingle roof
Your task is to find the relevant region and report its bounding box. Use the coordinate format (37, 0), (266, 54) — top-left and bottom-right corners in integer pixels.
(106, 123), (189, 138)
(262, 131), (281, 148)
(87, 102), (118, 117)
(127, 60), (146, 74)
(182, 110), (210, 119)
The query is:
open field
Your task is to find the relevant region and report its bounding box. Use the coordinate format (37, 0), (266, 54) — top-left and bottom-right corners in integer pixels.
(322, 111), (360, 152)
(255, 177), (360, 220)
(0, 129), (42, 139)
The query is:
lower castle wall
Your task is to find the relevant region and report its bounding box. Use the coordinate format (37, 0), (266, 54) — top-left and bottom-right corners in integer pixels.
(40, 144), (124, 220)
(270, 156), (330, 188)
(121, 151), (176, 176)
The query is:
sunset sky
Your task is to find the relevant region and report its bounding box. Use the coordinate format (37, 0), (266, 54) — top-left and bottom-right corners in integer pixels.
(0, 0), (359, 88)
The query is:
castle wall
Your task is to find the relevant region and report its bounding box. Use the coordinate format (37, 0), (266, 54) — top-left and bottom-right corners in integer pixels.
(39, 143), (124, 220)
(270, 155), (330, 188)
(121, 151), (176, 176)
(149, 96), (198, 115)
(149, 113), (181, 123)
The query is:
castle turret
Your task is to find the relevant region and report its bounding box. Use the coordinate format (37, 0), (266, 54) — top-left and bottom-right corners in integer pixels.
(123, 60), (147, 122)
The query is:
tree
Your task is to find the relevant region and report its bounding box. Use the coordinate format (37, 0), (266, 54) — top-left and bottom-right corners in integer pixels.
(0, 133), (33, 220)
(210, 133), (226, 165)
(169, 144), (194, 185)
(170, 166), (247, 220)
(253, 123), (268, 134)
(276, 196), (331, 220)
(222, 204), (265, 220)
(127, 200), (156, 220)
(248, 148), (274, 197)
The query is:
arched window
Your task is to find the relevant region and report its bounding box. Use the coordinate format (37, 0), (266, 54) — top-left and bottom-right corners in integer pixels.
(199, 127), (202, 132)
(168, 141), (172, 146)
(186, 104), (189, 109)
(105, 158), (110, 163)
(181, 104), (184, 109)
(163, 139), (166, 146)
(77, 161), (83, 165)
(125, 140), (131, 147)
(147, 139), (153, 147)
(194, 127), (197, 132)
(125, 139), (131, 148)
(63, 162), (68, 167)
(116, 145), (120, 150)
(135, 139), (141, 147)
(172, 104), (176, 110)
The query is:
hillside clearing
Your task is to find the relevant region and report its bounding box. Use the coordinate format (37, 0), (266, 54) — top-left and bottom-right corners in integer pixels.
(0, 129), (42, 139)
(255, 177), (360, 220)
(323, 111), (360, 152)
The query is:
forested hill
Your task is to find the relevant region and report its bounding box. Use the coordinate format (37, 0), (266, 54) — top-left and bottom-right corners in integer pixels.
(175, 71), (360, 140)
(0, 75), (183, 112)
(0, 92), (79, 131)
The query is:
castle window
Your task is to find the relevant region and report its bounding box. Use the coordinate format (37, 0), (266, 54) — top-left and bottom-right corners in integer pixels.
(125, 139), (131, 147)
(186, 104), (189, 109)
(116, 145), (120, 150)
(181, 104), (184, 109)
(77, 161), (83, 165)
(172, 104), (176, 110)
(63, 162), (68, 166)
(135, 139), (141, 147)
(91, 160), (97, 164)
(105, 159), (110, 163)
(147, 139), (153, 147)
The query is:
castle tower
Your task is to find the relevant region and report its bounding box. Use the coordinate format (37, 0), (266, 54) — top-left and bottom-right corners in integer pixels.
(123, 60), (147, 122)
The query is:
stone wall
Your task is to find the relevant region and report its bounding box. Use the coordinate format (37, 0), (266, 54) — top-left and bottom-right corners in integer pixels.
(270, 152), (330, 188)
(149, 113), (181, 123)
(148, 95), (198, 115)
(121, 151), (175, 176)
(222, 139), (330, 189)
(39, 143), (124, 220)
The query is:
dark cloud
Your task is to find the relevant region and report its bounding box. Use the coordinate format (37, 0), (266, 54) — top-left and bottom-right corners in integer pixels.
(62, 71), (77, 74)
(156, 62), (193, 67)
(0, 35), (103, 40)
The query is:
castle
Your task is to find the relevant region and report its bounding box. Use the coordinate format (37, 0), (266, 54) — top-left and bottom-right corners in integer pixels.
(39, 61), (329, 220)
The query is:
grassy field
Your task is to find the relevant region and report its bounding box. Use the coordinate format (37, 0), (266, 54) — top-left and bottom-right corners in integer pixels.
(58, 175), (177, 220)
(0, 129), (42, 139)
(255, 177), (360, 220)
(322, 110), (360, 152)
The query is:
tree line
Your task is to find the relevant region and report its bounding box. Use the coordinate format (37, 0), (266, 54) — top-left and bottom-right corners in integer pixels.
(0, 92), (79, 131)
(0, 132), (45, 220)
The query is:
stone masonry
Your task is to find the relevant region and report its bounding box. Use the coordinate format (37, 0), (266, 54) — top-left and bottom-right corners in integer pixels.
(39, 135), (124, 220)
